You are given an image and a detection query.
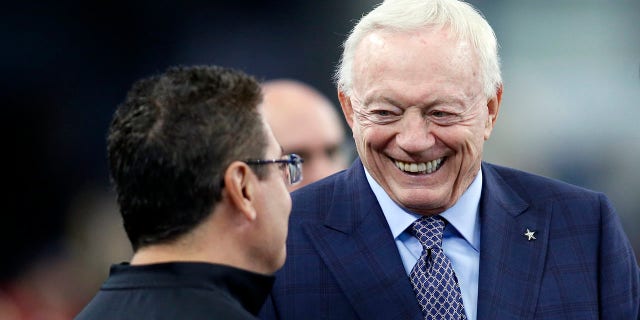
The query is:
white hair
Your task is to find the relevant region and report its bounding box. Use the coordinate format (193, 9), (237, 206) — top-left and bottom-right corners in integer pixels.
(335, 0), (501, 98)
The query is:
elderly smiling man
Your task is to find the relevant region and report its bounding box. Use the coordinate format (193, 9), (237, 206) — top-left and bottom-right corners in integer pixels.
(260, 0), (640, 319)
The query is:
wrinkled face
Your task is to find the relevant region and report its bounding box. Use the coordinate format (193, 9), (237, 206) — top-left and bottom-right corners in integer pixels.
(253, 119), (292, 272)
(339, 27), (500, 215)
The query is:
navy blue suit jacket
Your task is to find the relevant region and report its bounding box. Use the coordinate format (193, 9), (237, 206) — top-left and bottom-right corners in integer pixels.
(260, 159), (639, 319)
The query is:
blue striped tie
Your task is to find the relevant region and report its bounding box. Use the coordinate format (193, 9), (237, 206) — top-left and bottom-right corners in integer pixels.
(409, 216), (466, 320)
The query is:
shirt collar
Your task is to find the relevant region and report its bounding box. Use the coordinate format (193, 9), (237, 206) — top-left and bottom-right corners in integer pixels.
(109, 262), (275, 315)
(364, 167), (482, 251)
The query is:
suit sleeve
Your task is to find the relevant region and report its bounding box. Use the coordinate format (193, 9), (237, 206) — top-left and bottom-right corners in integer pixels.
(597, 193), (640, 319)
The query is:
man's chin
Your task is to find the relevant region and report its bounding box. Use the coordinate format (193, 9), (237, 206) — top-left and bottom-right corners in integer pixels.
(393, 194), (451, 215)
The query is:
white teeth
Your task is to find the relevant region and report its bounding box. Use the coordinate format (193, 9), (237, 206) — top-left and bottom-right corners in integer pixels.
(394, 158), (443, 174)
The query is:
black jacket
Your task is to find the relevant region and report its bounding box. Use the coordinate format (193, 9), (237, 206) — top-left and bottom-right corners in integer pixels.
(76, 262), (274, 320)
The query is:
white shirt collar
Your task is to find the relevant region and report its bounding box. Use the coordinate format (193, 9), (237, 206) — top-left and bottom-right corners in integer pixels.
(364, 167), (482, 251)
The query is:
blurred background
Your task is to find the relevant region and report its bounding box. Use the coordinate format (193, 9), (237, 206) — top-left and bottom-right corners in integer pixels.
(2, 0), (638, 318)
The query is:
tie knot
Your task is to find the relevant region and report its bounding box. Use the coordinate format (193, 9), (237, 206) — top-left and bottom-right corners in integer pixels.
(409, 216), (445, 249)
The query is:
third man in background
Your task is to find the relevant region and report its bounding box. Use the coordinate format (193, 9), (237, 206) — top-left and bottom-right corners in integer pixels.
(262, 79), (350, 191)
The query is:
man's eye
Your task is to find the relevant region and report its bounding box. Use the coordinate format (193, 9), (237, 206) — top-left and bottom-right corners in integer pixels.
(431, 110), (450, 117)
(325, 145), (340, 159)
(427, 109), (463, 126)
(355, 106), (400, 125)
(290, 151), (308, 161)
(374, 110), (392, 116)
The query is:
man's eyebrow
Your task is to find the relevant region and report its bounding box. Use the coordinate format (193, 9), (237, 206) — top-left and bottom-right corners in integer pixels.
(369, 96), (467, 109)
(382, 96), (403, 108)
(361, 95), (397, 107)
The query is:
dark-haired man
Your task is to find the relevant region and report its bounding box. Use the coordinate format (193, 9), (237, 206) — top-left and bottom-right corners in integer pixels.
(76, 65), (302, 320)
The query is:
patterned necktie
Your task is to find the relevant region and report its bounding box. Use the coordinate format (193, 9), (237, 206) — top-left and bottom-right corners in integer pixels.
(409, 216), (466, 320)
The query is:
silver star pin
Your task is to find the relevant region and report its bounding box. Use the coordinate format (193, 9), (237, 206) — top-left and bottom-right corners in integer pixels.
(524, 229), (536, 241)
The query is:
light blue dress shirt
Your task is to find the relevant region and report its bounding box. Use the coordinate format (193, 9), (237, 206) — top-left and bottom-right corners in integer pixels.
(364, 168), (482, 320)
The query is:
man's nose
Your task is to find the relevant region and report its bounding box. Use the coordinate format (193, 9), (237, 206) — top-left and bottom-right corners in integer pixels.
(395, 109), (436, 153)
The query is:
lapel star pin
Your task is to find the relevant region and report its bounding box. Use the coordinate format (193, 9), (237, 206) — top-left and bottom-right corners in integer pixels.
(524, 228), (536, 241)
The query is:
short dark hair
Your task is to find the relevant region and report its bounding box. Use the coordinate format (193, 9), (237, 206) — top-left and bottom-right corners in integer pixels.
(107, 65), (267, 251)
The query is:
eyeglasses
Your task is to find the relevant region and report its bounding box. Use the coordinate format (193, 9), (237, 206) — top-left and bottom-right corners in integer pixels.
(245, 153), (304, 185)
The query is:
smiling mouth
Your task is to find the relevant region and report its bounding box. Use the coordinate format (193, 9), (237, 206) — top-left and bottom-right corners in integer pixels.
(394, 157), (445, 174)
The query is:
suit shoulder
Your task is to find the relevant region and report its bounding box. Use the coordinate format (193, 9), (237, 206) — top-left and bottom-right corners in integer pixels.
(291, 170), (344, 203)
(482, 162), (608, 207)
(289, 171), (347, 222)
(485, 162), (600, 193)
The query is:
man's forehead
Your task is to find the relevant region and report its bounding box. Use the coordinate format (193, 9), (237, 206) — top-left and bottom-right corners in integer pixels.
(351, 32), (481, 104)
(355, 27), (472, 66)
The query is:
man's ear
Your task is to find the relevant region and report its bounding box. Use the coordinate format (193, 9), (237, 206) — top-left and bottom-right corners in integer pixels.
(484, 84), (503, 140)
(223, 161), (257, 221)
(338, 89), (355, 129)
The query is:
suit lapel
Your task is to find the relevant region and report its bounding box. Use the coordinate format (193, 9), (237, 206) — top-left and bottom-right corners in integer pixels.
(477, 163), (551, 319)
(303, 161), (422, 320)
